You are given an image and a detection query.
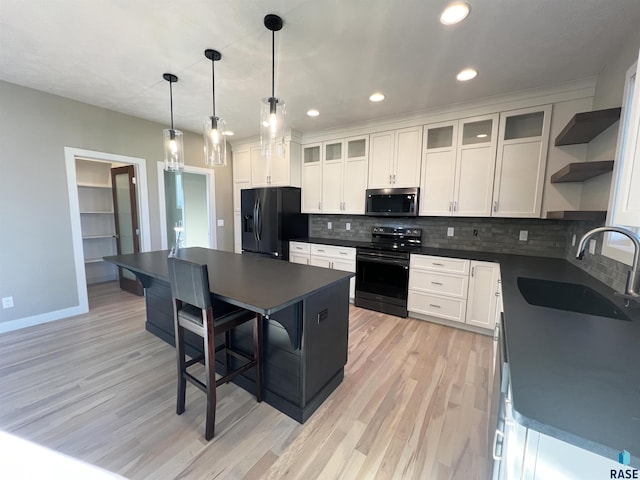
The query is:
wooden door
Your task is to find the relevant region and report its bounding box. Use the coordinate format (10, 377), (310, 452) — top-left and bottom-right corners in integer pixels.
(111, 165), (143, 296)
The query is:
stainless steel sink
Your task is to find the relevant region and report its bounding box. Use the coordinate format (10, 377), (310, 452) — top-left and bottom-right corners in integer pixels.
(517, 277), (631, 321)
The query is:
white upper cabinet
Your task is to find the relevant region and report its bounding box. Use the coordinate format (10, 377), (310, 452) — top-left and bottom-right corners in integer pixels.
(232, 149), (251, 213)
(420, 114), (498, 217)
(343, 136), (369, 214)
(321, 140), (345, 214)
(250, 140), (301, 187)
(301, 143), (322, 213)
(455, 114), (499, 217)
(492, 105), (552, 218)
(368, 126), (422, 188)
(302, 136), (369, 214)
(420, 122), (459, 216)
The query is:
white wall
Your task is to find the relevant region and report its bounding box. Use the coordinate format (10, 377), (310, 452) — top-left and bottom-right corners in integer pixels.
(0, 80), (234, 328)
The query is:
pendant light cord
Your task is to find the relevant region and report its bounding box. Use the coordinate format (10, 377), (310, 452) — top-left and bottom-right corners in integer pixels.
(169, 80), (174, 130)
(211, 58), (216, 117)
(271, 29), (275, 99)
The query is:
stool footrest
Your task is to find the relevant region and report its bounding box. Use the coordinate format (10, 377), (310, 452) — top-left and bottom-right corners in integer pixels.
(215, 359), (257, 387)
(184, 372), (207, 393)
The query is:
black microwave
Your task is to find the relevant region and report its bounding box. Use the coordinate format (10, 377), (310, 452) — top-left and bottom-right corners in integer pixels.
(365, 187), (419, 217)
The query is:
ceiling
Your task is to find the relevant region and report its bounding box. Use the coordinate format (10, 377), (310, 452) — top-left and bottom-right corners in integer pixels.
(1, 0), (639, 142)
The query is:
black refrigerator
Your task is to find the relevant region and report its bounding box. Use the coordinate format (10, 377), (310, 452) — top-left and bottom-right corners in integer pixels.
(241, 187), (308, 260)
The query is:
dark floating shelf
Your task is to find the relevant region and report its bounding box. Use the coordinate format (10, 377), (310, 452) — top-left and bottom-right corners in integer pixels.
(554, 107), (621, 146)
(550, 160), (614, 183)
(546, 210), (607, 221)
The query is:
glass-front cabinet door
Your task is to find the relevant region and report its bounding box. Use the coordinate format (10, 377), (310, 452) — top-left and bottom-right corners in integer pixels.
(493, 105), (552, 218)
(421, 122), (458, 216)
(301, 143), (322, 213)
(343, 136), (368, 214)
(454, 114), (499, 217)
(322, 140), (345, 214)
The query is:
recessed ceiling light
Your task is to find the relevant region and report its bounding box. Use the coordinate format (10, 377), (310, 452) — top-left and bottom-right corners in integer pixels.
(222, 130), (234, 136)
(307, 109), (320, 117)
(456, 68), (478, 81)
(440, 2), (471, 25)
(369, 92), (385, 102)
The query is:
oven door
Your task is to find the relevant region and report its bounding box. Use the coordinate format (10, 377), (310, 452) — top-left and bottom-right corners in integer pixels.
(355, 250), (410, 316)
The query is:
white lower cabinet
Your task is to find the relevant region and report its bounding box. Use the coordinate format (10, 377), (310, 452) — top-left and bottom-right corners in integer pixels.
(289, 242), (356, 300)
(289, 241), (311, 265)
(409, 254), (501, 331)
(466, 261), (501, 329)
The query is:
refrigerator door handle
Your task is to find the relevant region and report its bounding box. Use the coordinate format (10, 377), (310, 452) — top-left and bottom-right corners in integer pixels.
(253, 197), (259, 242)
(255, 196), (262, 242)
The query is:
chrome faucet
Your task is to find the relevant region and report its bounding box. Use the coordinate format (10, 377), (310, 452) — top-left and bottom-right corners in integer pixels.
(576, 226), (640, 300)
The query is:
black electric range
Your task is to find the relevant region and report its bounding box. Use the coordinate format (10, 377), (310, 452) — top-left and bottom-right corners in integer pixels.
(354, 226), (422, 317)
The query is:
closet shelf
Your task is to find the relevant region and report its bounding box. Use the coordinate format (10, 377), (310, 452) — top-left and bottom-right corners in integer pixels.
(546, 211), (607, 221)
(550, 160), (614, 183)
(554, 108), (621, 146)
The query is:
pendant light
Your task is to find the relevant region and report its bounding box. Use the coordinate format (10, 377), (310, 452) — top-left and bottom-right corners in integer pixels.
(162, 73), (184, 172)
(203, 49), (227, 167)
(260, 14), (286, 159)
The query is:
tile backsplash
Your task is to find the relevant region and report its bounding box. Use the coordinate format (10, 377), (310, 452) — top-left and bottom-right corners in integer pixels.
(309, 215), (632, 293)
(309, 215), (568, 257)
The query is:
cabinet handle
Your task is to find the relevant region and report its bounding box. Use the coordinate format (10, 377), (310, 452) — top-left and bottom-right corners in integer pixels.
(453, 201), (458, 212)
(493, 324), (500, 341)
(330, 261), (334, 268)
(389, 174), (392, 184)
(431, 281), (443, 286)
(492, 429), (505, 461)
(432, 262), (444, 266)
(318, 249), (325, 252)
(429, 304), (441, 308)
(471, 266), (475, 277)
(493, 201), (498, 212)
(393, 174), (396, 183)
(495, 291), (500, 296)
(448, 201), (452, 212)
(318, 202), (321, 210)
(340, 252), (348, 255)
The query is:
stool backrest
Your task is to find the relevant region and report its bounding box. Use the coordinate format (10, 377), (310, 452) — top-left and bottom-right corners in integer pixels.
(167, 258), (212, 310)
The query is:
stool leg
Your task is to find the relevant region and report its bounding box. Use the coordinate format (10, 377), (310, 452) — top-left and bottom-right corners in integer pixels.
(204, 308), (216, 440)
(254, 314), (263, 403)
(224, 330), (231, 379)
(174, 300), (186, 415)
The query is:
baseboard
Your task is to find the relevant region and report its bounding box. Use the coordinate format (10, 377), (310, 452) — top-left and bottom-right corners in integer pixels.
(0, 305), (88, 334)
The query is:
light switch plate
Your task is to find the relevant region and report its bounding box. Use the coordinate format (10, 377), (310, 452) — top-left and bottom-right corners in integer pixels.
(327, 222), (332, 230)
(589, 239), (596, 254)
(2, 296), (13, 309)
(519, 230), (528, 241)
(346, 222), (351, 230)
(447, 227), (454, 237)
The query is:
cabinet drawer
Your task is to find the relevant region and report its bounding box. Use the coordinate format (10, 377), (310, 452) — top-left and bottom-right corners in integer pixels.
(311, 244), (356, 260)
(409, 270), (469, 299)
(410, 254), (470, 275)
(408, 291), (467, 323)
(290, 241), (310, 254)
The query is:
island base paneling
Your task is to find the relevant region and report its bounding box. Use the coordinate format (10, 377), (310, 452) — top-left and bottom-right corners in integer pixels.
(142, 275), (349, 423)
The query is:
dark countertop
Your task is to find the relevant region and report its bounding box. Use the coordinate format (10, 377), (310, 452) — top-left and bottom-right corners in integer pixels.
(293, 237), (640, 465)
(104, 247), (353, 316)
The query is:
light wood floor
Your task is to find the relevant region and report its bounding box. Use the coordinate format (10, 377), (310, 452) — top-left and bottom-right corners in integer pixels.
(0, 282), (493, 479)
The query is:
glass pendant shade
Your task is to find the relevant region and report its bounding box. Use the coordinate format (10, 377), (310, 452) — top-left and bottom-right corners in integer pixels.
(163, 128), (184, 172)
(261, 14), (286, 159)
(162, 73), (184, 171)
(260, 97), (286, 159)
(203, 115), (227, 166)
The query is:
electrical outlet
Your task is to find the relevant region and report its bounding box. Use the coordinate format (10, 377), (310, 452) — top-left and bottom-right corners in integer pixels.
(447, 227), (454, 237)
(327, 221), (332, 230)
(519, 230), (528, 241)
(589, 239), (596, 254)
(346, 222), (351, 231)
(217, 219), (224, 227)
(572, 234), (576, 246)
(2, 296), (14, 309)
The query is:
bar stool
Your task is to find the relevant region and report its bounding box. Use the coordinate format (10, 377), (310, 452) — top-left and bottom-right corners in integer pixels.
(167, 257), (263, 440)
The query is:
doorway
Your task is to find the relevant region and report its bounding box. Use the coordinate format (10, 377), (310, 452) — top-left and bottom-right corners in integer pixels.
(157, 163), (217, 250)
(65, 148), (151, 314)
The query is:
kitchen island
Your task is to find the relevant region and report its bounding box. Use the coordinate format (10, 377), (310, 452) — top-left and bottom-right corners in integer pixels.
(104, 247), (353, 423)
